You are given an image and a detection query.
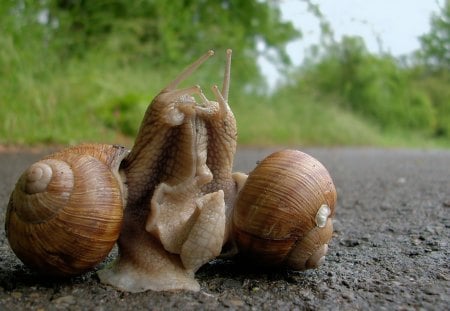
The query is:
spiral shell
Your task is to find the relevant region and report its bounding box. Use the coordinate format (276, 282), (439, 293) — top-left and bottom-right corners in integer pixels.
(232, 149), (337, 270)
(5, 144), (128, 276)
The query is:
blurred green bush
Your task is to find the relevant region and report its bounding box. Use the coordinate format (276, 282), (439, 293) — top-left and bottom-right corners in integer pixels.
(0, 1), (448, 147)
(294, 36), (445, 138)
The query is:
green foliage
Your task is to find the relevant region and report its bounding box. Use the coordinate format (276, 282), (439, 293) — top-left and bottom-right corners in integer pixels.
(234, 89), (383, 146)
(413, 0), (450, 138)
(23, 0), (299, 88)
(1, 0), (449, 148)
(418, 0), (450, 73)
(412, 72), (450, 137)
(97, 93), (148, 137)
(0, 1), (59, 83)
(298, 36), (437, 135)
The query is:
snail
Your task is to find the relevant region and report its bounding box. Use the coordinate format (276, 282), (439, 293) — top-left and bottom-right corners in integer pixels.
(5, 143), (129, 276)
(229, 149), (336, 270)
(4, 49), (337, 292)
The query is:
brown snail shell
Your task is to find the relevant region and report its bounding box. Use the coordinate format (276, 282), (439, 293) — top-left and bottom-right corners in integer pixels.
(232, 149), (337, 270)
(5, 144), (129, 276)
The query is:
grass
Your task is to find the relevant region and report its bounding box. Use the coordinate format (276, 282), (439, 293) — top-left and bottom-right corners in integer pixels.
(1, 52), (162, 146)
(0, 50), (448, 149)
(232, 91), (383, 146)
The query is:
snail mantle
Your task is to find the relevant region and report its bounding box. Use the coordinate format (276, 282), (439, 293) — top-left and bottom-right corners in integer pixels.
(5, 50), (337, 292)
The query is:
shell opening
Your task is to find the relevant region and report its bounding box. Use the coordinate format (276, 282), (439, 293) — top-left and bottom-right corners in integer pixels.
(25, 163), (53, 194)
(315, 204), (331, 228)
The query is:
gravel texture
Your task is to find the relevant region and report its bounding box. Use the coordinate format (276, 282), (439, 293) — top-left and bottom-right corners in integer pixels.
(0, 147), (449, 310)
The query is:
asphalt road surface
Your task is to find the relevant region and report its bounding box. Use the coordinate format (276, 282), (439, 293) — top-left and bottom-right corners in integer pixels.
(0, 147), (449, 310)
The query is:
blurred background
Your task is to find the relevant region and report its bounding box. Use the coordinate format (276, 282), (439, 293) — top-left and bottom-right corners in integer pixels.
(1, 0), (449, 148)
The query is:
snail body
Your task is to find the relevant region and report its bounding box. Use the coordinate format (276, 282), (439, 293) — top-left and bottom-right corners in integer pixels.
(5, 144), (128, 276)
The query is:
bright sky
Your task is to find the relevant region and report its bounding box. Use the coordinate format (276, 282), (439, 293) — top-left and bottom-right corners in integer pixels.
(260, 0), (444, 87)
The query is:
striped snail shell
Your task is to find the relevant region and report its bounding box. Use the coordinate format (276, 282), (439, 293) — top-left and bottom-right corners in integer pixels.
(232, 149), (337, 270)
(5, 144), (129, 276)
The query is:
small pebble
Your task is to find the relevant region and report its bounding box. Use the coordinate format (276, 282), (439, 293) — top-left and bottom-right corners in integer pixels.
(51, 295), (76, 308)
(221, 296), (245, 308)
(436, 273), (449, 281)
(341, 290), (355, 301)
(340, 239), (360, 247)
(423, 287), (440, 296)
(332, 219), (343, 233)
(397, 177), (406, 184)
